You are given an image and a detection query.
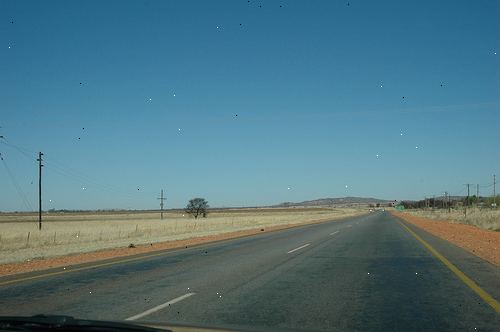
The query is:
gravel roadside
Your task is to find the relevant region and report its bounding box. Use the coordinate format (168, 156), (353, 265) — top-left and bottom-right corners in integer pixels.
(392, 211), (499, 266)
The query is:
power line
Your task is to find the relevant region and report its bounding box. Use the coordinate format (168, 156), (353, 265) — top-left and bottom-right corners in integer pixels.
(0, 139), (37, 161)
(42, 156), (157, 198)
(0, 153), (33, 211)
(1, 138), (134, 201)
(448, 186), (466, 197)
(1, 137), (156, 201)
(1, 139), (107, 188)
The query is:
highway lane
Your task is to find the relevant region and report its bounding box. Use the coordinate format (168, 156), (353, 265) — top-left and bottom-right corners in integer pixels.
(0, 212), (499, 331)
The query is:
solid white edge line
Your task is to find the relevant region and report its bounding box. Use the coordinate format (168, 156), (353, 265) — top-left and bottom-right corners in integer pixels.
(287, 243), (310, 254)
(329, 231), (340, 236)
(125, 292), (196, 321)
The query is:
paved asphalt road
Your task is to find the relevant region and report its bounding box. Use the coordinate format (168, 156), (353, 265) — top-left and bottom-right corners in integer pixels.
(0, 212), (499, 331)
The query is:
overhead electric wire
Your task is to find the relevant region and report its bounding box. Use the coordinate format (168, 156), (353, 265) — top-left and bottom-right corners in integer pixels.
(0, 153), (33, 211)
(1, 137), (156, 201)
(43, 157), (155, 200)
(43, 160), (142, 201)
(0, 139), (36, 160)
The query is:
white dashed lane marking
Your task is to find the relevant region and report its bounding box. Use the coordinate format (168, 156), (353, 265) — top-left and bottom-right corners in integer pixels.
(287, 243), (310, 254)
(125, 292), (196, 321)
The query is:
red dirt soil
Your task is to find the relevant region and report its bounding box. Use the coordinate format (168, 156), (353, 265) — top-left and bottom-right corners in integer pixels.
(392, 212), (500, 266)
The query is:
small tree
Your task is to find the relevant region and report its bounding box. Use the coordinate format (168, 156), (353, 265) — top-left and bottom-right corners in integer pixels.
(185, 198), (209, 219)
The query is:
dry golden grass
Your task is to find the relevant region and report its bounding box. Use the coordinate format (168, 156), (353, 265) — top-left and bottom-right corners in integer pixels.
(0, 208), (364, 264)
(404, 208), (500, 231)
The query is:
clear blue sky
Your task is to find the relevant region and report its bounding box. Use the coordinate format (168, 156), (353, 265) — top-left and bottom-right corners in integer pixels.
(1, 0), (499, 211)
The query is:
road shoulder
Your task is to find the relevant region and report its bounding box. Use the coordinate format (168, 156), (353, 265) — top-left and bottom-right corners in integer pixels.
(392, 211), (499, 266)
(391, 212), (500, 309)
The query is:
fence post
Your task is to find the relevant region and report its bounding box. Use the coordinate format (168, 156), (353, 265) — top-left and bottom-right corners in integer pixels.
(53, 231), (56, 244)
(26, 231), (30, 246)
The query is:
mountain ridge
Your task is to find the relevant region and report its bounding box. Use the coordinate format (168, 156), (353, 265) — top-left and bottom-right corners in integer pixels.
(274, 196), (394, 207)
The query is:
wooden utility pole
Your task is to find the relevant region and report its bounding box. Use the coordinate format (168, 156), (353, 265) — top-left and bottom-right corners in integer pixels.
(494, 174), (497, 208)
(464, 184), (471, 217)
(476, 184), (479, 206)
(448, 192), (451, 213)
(466, 184), (470, 206)
(444, 191), (450, 212)
(37, 152), (43, 230)
(157, 189), (166, 219)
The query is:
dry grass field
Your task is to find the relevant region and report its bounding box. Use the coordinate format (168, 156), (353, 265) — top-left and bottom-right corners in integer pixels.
(0, 207), (365, 264)
(403, 208), (500, 231)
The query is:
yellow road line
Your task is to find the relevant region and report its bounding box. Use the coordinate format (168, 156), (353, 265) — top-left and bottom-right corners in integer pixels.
(398, 221), (500, 314)
(0, 249), (175, 287)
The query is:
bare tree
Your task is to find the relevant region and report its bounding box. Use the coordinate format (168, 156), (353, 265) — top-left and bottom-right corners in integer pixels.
(185, 198), (209, 219)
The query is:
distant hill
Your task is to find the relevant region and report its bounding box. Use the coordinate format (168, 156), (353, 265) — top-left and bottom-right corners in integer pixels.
(274, 197), (393, 207)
